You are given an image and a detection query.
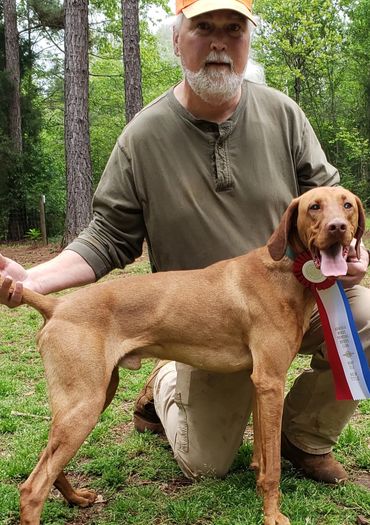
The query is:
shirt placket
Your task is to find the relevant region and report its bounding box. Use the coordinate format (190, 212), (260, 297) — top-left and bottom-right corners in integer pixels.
(214, 121), (234, 192)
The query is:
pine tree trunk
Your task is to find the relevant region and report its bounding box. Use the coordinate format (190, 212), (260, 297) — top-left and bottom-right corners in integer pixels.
(3, 0), (22, 154)
(122, 0), (143, 123)
(63, 0), (93, 247)
(4, 0), (26, 240)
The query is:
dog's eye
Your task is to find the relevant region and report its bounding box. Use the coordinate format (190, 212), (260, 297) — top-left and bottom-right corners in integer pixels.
(344, 202), (353, 209)
(309, 204), (320, 211)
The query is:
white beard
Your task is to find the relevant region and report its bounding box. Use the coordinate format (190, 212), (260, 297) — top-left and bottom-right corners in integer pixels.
(181, 51), (245, 104)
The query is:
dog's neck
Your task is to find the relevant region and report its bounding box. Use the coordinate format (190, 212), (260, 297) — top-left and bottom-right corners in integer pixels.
(286, 228), (308, 259)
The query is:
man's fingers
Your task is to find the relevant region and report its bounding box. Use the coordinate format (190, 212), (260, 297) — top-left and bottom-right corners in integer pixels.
(338, 275), (356, 288)
(0, 275), (12, 289)
(0, 277), (23, 308)
(339, 259), (367, 288)
(346, 260), (367, 275)
(0, 253), (7, 270)
(8, 281), (23, 307)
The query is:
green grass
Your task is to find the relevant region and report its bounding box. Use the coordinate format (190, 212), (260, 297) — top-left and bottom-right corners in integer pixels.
(0, 259), (369, 525)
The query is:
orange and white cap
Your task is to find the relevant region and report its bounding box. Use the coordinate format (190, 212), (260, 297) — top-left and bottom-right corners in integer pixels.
(176, 0), (256, 25)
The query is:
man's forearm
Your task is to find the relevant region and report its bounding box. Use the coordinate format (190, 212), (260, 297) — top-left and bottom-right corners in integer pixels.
(27, 250), (96, 295)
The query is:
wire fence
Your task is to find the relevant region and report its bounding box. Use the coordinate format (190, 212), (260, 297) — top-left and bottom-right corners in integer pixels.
(0, 206), (42, 242)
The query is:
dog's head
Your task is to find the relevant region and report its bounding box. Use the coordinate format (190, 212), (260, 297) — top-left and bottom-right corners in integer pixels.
(267, 187), (365, 277)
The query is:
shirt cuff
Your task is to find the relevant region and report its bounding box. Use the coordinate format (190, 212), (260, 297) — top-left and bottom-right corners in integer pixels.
(65, 240), (112, 279)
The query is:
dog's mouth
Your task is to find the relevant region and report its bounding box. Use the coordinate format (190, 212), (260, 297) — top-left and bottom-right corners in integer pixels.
(311, 244), (350, 277)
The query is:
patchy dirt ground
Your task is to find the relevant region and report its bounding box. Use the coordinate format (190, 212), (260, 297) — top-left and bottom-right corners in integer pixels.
(0, 242), (62, 267)
(0, 242), (149, 268)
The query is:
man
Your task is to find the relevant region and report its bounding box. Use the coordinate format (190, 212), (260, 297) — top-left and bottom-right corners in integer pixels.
(1, 0), (369, 485)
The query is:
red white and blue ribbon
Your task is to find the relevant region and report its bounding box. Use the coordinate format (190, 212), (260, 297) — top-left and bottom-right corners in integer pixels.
(293, 252), (370, 401)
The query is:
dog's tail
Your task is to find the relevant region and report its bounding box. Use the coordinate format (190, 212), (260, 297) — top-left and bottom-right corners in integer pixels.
(21, 288), (56, 320)
(1, 278), (56, 320)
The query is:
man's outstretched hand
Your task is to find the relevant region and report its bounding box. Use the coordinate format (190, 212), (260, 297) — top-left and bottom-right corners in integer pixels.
(0, 254), (29, 307)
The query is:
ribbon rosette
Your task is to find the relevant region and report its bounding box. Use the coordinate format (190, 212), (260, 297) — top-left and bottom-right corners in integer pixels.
(293, 251), (370, 400)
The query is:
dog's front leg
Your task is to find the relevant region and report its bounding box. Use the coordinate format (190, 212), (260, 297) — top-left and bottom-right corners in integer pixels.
(250, 363), (291, 525)
(54, 471), (98, 506)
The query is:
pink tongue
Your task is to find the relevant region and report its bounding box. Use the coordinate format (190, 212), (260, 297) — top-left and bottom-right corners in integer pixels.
(320, 247), (347, 277)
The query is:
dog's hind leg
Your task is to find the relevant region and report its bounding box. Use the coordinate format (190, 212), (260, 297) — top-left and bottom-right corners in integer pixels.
(20, 400), (105, 524)
(20, 337), (117, 525)
(52, 367), (120, 507)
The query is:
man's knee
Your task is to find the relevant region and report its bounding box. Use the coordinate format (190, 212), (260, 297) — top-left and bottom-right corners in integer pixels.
(174, 451), (231, 480)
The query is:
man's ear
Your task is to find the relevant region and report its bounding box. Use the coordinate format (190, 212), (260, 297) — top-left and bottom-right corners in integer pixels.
(173, 29), (180, 56)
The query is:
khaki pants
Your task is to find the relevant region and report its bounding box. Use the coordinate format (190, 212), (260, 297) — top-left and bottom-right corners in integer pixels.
(153, 285), (370, 479)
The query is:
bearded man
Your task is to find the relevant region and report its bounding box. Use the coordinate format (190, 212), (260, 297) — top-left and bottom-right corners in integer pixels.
(1, 0), (369, 485)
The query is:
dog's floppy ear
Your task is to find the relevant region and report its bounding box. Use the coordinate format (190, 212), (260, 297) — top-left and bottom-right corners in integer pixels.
(267, 198), (300, 261)
(354, 195), (366, 258)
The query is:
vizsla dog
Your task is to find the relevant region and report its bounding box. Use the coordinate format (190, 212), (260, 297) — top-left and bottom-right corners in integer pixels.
(7, 186), (365, 525)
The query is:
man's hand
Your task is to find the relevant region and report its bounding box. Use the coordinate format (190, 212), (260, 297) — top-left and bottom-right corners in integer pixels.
(339, 242), (369, 288)
(1, 249), (97, 309)
(0, 254), (33, 308)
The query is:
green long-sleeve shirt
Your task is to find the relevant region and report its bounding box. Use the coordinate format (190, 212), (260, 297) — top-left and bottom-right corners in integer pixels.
(67, 80), (339, 278)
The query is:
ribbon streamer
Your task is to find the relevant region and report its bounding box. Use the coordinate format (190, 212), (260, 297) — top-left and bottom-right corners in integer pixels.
(293, 252), (370, 400)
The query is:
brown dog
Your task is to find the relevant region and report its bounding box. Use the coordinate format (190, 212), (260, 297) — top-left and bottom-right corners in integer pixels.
(8, 186), (365, 525)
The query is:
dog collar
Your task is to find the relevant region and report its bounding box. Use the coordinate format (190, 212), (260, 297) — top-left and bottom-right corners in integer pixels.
(285, 246), (296, 261)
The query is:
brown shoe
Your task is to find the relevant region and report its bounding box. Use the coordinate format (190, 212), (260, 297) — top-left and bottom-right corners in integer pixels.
(133, 360), (170, 434)
(281, 433), (348, 484)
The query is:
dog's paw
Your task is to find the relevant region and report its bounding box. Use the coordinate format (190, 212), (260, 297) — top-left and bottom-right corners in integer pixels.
(264, 512), (290, 525)
(69, 488), (98, 507)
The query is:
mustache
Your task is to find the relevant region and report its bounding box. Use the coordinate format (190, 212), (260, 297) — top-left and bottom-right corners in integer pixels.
(203, 51), (233, 67)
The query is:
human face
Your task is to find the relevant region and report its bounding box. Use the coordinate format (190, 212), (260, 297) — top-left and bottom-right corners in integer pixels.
(174, 10), (250, 103)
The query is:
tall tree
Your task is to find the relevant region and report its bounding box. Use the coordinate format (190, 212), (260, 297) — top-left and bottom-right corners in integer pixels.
(122, 0), (142, 123)
(3, 0), (21, 153)
(3, 0), (25, 240)
(63, 0), (93, 246)
(0, 2), (12, 236)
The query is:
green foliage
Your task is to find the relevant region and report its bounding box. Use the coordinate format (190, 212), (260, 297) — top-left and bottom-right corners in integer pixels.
(0, 2), (52, 240)
(73, 2), (181, 186)
(33, 1), (181, 235)
(2, 0), (369, 236)
(347, 0), (370, 154)
(28, 0), (64, 30)
(253, 0), (370, 202)
(25, 228), (41, 241)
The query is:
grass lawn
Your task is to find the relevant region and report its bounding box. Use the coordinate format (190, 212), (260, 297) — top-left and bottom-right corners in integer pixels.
(0, 248), (369, 525)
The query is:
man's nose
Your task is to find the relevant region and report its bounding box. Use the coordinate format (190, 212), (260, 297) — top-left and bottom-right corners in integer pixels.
(210, 31), (227, 51)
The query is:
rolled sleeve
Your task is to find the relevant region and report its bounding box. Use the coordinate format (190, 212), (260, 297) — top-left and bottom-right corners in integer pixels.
(66, 140), (146, 279)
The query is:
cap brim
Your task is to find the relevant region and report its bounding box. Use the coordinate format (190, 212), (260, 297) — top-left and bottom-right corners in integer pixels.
(182, 0), (257, 25)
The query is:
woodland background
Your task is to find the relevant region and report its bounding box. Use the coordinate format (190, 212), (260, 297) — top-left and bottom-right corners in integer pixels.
(0, 0), (369, 245)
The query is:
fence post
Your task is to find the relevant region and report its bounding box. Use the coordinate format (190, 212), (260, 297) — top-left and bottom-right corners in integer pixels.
(39, 195), (48, 246)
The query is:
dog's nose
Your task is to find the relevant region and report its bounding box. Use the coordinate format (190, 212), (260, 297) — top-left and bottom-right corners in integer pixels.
(327, 219), (347, 234)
